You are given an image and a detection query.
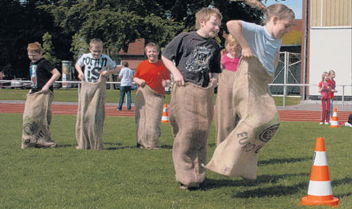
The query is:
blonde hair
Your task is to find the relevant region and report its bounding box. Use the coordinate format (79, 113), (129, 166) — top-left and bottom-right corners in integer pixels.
(195, 7), (223, 29)
(27, 42), (44, 54)
(225, 34), (239, 48)
(321, 72), (328, 81)
(263, 4), (295, 24)
(328, 70), (335, 75)
(89, 38), (103, 48)
(145, 42), (160, 52)
(222, 34), (239, 55)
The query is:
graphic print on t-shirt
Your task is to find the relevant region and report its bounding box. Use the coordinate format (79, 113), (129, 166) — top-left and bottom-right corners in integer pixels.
(82, 57), (109, 82)
(30, 64), (38, 88)
(185, 46), (212, 73)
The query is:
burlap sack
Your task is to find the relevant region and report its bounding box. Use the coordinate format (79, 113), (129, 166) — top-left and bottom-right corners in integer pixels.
(214, 69), (238, 145)
(75, 76), (106, 150)
(21, 91), (56, 148)
(169, 82), (214, 187)
(135, 85), (164, 149)
(206, 57), (280, 179)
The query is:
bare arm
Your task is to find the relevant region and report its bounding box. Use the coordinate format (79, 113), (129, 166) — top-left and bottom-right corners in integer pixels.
(101, 65), (122, 77)
(161, 55), (184, 86)
(133, 77), (146, 87)
(227, 20), (253, 58)
(41, 68), (61, 93)
(75, 63), (84, 81)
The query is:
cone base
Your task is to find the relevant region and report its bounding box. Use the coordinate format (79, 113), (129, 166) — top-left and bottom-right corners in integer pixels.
(300, 195), (339, 207)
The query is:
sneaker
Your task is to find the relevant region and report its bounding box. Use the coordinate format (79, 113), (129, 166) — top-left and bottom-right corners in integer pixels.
(324, 122), (330, 125)
(345, 122), (352, 127)
(319, 122), (324, 125)
(36, 139), (57, 148)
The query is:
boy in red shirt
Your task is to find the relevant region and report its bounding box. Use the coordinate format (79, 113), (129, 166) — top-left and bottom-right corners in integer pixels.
(134, 42), (170, 149)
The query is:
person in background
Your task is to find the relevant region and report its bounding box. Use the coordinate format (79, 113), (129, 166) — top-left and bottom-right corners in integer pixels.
(214, 34), (241, 145)
(318, 72), (332, 125)
(328, 70), (336, 117)
(117, 61), (134, 111)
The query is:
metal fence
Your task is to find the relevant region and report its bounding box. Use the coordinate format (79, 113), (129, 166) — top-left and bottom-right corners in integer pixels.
(1, 79), (351, 109)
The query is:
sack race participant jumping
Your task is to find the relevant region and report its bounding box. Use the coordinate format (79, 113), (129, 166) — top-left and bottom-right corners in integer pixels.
(75, 76), (106, 150)
(22, 91), (57, 148)
(214, 69), (239, 145)
(135, 85), (164, 149)
(206, 57), (280, 179)
(169, 82), (214, 187)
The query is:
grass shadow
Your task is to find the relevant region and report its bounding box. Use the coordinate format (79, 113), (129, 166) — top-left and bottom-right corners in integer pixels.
(201, 172), (308, 190)
(232, 176), (352, 198)
(232, 182), (307, 198)
(258, 157), (311, 166)
(57, 144), (74, 148)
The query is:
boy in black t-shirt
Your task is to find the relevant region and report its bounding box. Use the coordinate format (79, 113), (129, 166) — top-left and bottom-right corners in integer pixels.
(21, 42), (61, 149)
(162, 7), (222, 190)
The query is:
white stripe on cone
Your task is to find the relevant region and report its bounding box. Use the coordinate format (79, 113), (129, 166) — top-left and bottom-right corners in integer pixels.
(313, 151), (328, 166)
(307, 181), (333, 196)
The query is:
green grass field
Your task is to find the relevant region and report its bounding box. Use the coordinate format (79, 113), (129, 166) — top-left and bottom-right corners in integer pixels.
(0, 113), (351, 209)
(0, 88), (300, 106)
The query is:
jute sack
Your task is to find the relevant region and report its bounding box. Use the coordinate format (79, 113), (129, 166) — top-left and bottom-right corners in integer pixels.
(75, 76), (106, 150)
(135, 85), (164, 149)
(206, 57), (280, 179)
(214, 69), (238, 145)
(22, 91), (56, 148)
(169, 82), (214, 187)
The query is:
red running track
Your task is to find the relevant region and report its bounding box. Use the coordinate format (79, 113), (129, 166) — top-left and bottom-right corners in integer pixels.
(0, 103), (350, 122)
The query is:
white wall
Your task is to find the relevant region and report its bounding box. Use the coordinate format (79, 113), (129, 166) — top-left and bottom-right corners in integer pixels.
(309, 28), (352, 96)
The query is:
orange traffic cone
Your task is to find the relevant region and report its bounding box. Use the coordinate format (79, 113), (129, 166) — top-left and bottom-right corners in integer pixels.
(300, 137), (339, 207)
(330, 108), (340, 128)
(161, 104), (169, 123)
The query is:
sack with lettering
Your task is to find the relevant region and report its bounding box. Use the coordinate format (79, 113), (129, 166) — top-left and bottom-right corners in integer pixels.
(206, 57), (280, 179)
(21, 91), (57, 148)
(75, 76), (106, 150)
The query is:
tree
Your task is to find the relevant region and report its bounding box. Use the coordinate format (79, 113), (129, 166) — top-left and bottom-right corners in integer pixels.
(42, 32), (60, 65)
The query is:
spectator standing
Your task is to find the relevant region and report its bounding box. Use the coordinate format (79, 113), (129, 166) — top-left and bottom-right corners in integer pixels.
(117, 61), (134, 111)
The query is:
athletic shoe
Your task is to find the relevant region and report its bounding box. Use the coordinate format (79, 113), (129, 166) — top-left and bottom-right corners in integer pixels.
(345, 122), (352, 127)
(319, 122), (324, 125)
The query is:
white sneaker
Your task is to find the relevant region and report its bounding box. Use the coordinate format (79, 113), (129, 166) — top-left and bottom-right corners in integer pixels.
(324, 121), (330, 125)
(319, 122), (324, 125)
(345, 122), (352, 127)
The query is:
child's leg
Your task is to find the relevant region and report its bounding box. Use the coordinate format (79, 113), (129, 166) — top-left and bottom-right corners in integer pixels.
(118, 87), (126, 110)
(326, 99), (331, 123)
(126, 86), (132, 110)
(170, 83), (213, 187)
(321, 99), (326, 123)
(330, 98), (333, 117)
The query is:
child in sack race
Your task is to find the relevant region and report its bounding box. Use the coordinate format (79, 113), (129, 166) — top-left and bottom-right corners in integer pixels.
(162, 7), (222, 190)
(75, 38), (119, 150)
(206, 4), (295, 179)
(21, 42), (61, 149)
